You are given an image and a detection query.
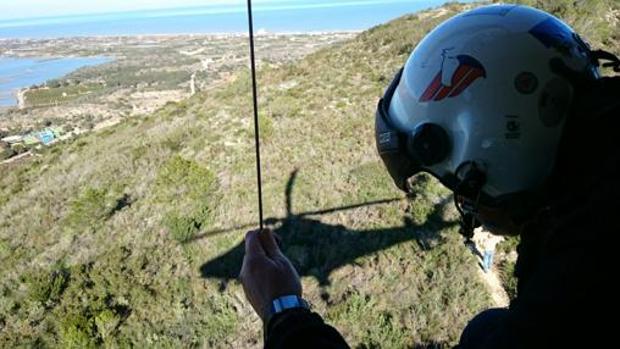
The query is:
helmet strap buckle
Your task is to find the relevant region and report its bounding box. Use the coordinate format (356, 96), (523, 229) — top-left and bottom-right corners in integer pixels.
(453, 162), (486, 242)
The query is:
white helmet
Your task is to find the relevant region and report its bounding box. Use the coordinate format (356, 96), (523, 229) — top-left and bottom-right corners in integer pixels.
(376, 4), (601, 231)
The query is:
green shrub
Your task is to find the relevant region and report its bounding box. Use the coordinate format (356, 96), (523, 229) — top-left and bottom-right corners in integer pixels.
(409, 198), (436, 226)
(0, 147), (16, 161)
(497, 236), (520, 255)
(268, 94), (301, 118)
(258, 112), (274, 140)
(45, 253), (132, 347)
(25, 84), (105, 107)
(498, 259), (518, 301)
(164, 210), (210, 243)
(406, 173), (450, 225)
(160, 133), (184, 151)
(346, 162), (399, 204)
(327, 292), (407, 348)
(12, 143), (28, 154)
(0, 239), (8, 258)
(202, 294), (238, 346)
(65, 187), (118, 229)
(59, 313), (97, 349)
(24, 267), (69, 304)
(327, 291), (375, 326)
(94, 309), (121, 342)
(497, 237), (519, 300)
(155, 156), (217, 203)
(155, 156), (219, 241)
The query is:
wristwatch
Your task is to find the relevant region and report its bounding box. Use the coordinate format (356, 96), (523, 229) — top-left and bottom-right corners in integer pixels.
(265, 295), (310, 325)
(271, 295), (309, 313)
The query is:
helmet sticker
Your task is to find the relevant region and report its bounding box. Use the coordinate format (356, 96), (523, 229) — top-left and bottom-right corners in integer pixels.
(529, 17), (574, 54)
(514, 72), (538, 94)
(420, 51), (486, 102)
(504, 115), (521, 140)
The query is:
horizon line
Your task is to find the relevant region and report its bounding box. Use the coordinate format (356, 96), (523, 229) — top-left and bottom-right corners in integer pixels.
(0, 30), (363, 42)
(0, 0), (443, 25)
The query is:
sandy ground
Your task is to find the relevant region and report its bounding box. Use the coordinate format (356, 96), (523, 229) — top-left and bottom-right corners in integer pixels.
(479, 262), (510, 307)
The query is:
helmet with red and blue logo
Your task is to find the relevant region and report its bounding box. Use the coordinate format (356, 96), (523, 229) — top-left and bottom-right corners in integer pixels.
(375, 4), (600, 230)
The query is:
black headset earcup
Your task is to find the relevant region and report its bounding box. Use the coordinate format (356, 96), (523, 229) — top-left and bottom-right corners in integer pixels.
(407, 123), (451, 166)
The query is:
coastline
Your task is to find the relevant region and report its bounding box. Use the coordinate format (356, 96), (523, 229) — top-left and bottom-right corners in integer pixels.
(0, 29), (363, 42)
(0, 31), (353, 131)
(0, 31), (354, 107)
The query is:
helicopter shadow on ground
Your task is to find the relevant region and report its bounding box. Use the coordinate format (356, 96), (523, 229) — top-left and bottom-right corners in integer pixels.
(198, 170), (458, 286)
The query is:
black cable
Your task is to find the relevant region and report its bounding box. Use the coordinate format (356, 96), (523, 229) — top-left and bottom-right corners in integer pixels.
(453, 161), (483, 242)
(591, 49), (620, 72)
(246, 0), (264, 230)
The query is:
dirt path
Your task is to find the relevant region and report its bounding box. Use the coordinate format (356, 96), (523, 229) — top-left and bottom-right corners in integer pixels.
(1, 151), (33, 165)
(479, 264), (510, 307)
(472, 230), (510, 308)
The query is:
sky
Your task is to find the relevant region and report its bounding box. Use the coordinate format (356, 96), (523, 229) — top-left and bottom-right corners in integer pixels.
(0, 0), (425, 21)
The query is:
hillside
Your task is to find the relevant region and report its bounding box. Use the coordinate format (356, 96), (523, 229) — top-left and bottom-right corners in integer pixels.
(1, 1), (619, 347)
(0, 33), (353, 133)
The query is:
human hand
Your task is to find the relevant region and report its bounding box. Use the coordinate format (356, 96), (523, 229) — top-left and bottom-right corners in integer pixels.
(239, 229), (302, 322)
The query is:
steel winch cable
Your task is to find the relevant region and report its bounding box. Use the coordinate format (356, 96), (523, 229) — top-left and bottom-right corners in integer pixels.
(245, 0), (264, 230)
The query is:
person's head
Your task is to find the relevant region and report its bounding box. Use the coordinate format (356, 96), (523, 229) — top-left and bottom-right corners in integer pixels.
(375, 4), (602, 236)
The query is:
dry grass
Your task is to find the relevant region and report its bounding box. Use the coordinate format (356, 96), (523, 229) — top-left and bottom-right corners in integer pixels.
(1, 0), (618, 347)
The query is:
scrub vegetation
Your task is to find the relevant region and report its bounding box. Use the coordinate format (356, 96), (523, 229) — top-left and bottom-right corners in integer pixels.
(1, 0), (618, 347)
(1, 33), (354, 134)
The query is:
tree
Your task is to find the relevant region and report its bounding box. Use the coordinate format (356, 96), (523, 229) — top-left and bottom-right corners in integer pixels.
(0, 142), (16, 160)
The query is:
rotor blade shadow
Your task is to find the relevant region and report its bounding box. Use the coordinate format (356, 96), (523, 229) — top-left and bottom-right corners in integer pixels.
(298, 197), (403, 217)
(185, 197), (406, 244)
(198, 168), (457, 286)
(199, 207), (458, 286)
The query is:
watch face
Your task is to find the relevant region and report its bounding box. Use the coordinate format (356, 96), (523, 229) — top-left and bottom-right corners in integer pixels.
(271, 295), (308, 314)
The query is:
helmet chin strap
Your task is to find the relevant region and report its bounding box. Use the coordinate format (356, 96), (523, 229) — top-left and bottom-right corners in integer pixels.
(453, 161), (486, 242)
(455, 197), (480, 242)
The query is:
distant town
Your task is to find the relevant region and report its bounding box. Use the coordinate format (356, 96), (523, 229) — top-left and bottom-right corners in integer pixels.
(1, 126), (76, 163)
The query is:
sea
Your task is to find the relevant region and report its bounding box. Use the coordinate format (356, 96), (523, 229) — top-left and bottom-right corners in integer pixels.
(0, 0), (466, 107)
(0, 57), (111, 106)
